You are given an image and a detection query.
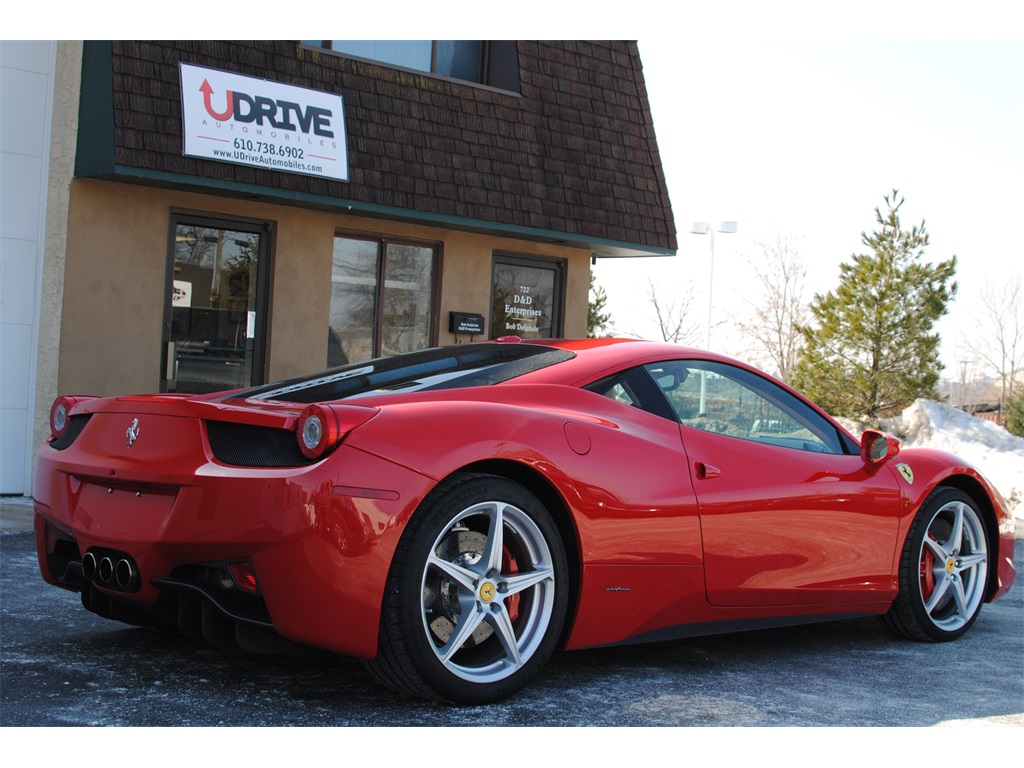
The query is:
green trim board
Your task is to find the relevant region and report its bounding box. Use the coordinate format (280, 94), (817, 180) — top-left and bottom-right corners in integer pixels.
(75, 41), (115, 177)
(108, 165), (677, 259)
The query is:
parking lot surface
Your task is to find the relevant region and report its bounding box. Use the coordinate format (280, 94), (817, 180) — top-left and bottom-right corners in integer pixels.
(2, 496), (1022, 729)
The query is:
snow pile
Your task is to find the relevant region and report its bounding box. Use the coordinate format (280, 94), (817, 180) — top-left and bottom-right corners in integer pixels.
(840, 399), (1024, 517)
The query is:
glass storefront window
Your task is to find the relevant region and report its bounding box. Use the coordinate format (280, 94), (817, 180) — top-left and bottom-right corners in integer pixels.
(381, 243), (434, 356)
(328, 237), (379, 366)
(329, 235), (437, 366)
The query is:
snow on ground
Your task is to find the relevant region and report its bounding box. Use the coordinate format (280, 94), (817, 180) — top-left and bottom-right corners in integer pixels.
(839, 399), (1024, 518)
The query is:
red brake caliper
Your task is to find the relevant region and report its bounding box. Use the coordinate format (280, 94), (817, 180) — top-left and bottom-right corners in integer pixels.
(919, 535), (936, 599)
(502, 548), (521, 622)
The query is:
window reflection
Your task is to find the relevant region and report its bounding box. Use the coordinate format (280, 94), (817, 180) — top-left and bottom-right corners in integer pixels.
(646, 360), (843, 454)
(311, 41), (483, 83)
(327, 41), (432, 72)
(329, 235), (436, 365)
(168, 224), (262, 394)
(328, 237), (378, 366)
(382, 243), (434, 356)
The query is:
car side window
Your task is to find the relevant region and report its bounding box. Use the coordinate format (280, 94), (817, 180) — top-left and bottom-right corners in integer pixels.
(643, 360), (847, 454)
(584, 368), (676, 421)
(603, 380), (638, 406)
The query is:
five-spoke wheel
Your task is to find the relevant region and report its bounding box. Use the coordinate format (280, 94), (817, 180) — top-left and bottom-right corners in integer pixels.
(420, 498), (558, 684)
(884, 487), (989, 641)
(370, 473), (567, 704)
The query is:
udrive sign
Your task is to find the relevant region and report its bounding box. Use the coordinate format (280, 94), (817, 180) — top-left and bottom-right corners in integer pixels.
(180, 63), (349, 182)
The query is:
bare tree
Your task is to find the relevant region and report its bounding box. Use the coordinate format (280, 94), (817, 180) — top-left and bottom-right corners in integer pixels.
(946, 346), (987, 412)
(643, 278), (703, 344)
(735, 235), (809, 382)
(971, 274), (1024, 414)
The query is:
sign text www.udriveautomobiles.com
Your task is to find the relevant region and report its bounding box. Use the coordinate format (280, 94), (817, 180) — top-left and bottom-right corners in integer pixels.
(213, 140), (325, 175)
(180, 63), (349, 182)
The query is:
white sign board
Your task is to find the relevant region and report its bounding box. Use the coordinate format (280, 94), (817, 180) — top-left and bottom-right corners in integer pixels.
(180, 63), (348, 182)
(172, 280), (192, 307)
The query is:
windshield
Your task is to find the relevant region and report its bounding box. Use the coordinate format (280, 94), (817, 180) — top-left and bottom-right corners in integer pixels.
(236, 344), (574, 404)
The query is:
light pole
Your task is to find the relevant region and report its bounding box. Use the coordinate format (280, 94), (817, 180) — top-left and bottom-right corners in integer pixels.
(690, 220), (738, 350)
(690, 220), (738, 413)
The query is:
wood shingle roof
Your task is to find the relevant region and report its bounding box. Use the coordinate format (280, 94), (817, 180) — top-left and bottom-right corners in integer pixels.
(99, 40), (676, 256)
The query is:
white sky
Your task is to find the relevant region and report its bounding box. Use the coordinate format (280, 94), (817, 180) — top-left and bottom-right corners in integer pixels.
(593, 19), (1024, 381)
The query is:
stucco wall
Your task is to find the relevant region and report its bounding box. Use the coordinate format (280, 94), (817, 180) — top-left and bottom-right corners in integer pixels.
(58, 179), (590, 396)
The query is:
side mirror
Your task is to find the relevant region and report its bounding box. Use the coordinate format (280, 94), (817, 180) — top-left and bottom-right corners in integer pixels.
(860, 429), (900, 464)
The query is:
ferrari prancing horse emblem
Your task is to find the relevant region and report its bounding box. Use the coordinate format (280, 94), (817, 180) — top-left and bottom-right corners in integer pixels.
(126, 418), (141, 448)
(896, 463), (914, 485)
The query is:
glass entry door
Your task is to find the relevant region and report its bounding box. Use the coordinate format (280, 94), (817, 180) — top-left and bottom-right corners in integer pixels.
(490, 253), (564, 339)
(162, 216), (270, 394)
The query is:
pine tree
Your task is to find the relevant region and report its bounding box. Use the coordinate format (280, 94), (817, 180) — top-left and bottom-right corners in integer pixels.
(1005, 384), (1024, 438)
(793, 191), (957, 418)
(588, 273), (612, 337)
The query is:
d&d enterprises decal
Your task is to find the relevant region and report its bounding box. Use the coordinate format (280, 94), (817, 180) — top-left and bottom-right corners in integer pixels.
(180, 63), (349, 182)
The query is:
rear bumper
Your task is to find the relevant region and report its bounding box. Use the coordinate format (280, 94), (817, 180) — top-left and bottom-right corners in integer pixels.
(34, 442), (434, 659)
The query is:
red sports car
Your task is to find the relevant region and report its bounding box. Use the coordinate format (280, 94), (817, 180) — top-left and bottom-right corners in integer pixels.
(34, 338), (1016, 704)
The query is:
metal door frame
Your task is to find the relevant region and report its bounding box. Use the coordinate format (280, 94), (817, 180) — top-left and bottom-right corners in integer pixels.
(160, 212), (273, 393)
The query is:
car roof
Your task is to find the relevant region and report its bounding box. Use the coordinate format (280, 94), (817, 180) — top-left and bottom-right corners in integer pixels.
(513, 337), (748, 385)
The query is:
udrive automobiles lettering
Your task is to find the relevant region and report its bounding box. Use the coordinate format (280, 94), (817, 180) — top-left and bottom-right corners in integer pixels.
(199, 78), (335, 138)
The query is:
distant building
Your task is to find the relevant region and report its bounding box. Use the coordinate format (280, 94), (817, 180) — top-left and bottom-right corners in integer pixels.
(940, 372), (1018, 426)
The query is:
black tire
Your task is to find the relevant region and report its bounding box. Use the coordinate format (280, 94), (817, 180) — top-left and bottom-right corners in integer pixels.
(368, 472), (568, 704)
(882, 487), (989, 642)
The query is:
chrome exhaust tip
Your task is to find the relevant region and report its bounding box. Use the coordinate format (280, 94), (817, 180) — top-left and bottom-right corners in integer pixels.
(82, 551), (98, 581)
(98, 556), (114, 583)
(115, 559), (136, 589)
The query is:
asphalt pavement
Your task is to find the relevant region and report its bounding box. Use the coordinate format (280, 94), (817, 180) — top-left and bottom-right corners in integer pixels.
(2, 494), (1022, 731)
(0, 495), (33, 534)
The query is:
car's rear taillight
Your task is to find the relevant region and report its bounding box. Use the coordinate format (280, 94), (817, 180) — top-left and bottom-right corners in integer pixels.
(49, 396), (92, 440)
(296, 404), (377, 460)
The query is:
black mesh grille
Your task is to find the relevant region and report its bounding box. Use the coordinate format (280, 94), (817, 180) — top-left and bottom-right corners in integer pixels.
(50, 415), (92, 450)
(206, 421), (316, 467)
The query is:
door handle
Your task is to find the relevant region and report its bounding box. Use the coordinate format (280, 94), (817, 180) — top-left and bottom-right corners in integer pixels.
(696, 462), (721, 480)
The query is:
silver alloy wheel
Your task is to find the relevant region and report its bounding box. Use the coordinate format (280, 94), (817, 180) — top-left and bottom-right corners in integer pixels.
(420, 499), (556, 684)
(917, 498), (988, 632)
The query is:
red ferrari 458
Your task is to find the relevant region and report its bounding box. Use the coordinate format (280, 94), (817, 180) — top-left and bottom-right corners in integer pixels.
(34, 338), (1016, 704)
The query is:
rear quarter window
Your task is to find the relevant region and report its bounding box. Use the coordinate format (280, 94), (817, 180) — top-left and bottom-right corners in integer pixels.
(238, 345), (574, 404)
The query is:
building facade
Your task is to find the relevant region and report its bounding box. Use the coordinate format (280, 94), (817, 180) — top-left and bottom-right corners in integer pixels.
(3, 40), (676, 495)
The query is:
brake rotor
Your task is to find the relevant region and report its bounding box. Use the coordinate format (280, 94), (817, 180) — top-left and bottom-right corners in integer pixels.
(425, 529), (494, 647)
